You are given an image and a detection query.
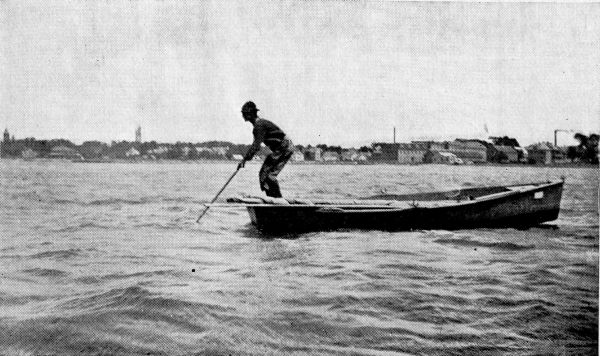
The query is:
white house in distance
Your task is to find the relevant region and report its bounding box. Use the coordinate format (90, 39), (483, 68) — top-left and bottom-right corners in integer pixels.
(526, 142), (554, 164)
(356, 152), (369, 162)
(125, 147), (140, 158)
(425, 151), (463, 164)
(291, 151), (305, 161)
(21, 148), (37, 160)
(322, 151), (340, 161)
(48, 145), (84, 160)
(448, 140), (487, 163)
(341, 149), (359, 161)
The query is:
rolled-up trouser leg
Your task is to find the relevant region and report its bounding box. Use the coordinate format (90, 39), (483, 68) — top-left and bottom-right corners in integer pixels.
(259, 149), (293, 198)
(259, 155), (275, 193)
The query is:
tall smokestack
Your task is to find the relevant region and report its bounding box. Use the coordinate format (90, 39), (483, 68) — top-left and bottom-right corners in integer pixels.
(393, 127), (396, 144)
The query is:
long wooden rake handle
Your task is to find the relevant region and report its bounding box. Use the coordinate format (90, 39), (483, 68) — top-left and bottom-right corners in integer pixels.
(196, 166), (241, 223)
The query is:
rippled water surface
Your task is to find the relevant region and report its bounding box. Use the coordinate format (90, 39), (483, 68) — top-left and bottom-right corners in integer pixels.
(0, 161), (597, 355)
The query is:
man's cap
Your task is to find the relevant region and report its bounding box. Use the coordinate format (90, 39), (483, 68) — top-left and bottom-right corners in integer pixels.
(241, 101), (259, 113)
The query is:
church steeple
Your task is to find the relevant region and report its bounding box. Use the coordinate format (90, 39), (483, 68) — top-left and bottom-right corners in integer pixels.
(3, 128), (9, 143)
(135, 125), (142, 143)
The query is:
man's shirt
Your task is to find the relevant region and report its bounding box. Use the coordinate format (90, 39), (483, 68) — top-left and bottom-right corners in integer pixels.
(244, 118), (287, 161)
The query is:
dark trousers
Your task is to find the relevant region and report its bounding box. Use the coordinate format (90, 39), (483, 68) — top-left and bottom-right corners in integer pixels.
(259, 142), (293, 198)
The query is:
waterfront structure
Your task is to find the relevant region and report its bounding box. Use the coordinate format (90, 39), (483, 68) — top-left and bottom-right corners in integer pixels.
(304, 147), (322, 161)
(448, 140), (487, 163)
(356, 153), (369, 162)
(341, 149), (359, 161)
(372, 143), (400, 161)
(21, 148), (37, 160)
(291, 151), (305, 161)
(493, 145), (519, 163)
(526, 142), (565, 164)
(397, 143), (428, 164)
(125, 147), (140, 158)
(149, 146), (169, 156)
(424, 150), (462, 164)
(48, 145), (84, 160)
(212, 147), (229, 156)
(322, 151), (340, 161)
(514, 147), (528, 162)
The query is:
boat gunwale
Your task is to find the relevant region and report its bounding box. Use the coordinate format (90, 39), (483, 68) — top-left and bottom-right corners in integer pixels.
(213, 180), (563, 211)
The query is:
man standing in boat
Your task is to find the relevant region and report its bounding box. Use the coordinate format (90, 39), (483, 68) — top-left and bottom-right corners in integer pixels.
(238, 101), (294, 198)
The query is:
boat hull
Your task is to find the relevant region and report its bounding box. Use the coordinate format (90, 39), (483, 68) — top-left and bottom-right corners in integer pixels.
(246, 181), (563, 233)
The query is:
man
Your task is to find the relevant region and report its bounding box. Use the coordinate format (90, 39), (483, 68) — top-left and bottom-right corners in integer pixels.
(238, 101), (294, 198)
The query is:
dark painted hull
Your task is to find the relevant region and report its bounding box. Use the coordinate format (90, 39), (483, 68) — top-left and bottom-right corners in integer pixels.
(246, 181), (563, 233)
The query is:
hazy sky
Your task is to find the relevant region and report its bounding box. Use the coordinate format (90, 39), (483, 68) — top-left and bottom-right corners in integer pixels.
(1, 1), (598, 146)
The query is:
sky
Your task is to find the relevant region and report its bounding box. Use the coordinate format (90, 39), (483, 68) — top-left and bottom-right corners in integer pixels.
(1, 1), (598, 147)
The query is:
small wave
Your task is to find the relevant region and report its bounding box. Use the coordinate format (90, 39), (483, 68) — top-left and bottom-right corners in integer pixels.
(87, 197), (153, 206)
(22, 268), (69, 278)
(134, 222), (189, 230)
(0, 292), (47, 306)
(54, 222), (112, 232)
(59, 285), (234, 315)
(75, 269), (181, 284)
(10, 191), (45, 201)
(46, 197), (163, 206)
(523, 269), (561, 286)
(29, 248), (83, 260)
(434, 237), (534, 251)
(162, 196), (196, 203)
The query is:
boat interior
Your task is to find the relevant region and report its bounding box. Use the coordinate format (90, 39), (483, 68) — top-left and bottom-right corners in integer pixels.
(225, 181), (557, 207)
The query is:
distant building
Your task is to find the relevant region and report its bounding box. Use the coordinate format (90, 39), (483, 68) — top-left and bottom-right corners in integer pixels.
(322, 151), (340, 161)
(212, 146), (229, 156)
(356, 153), (369, 162)
(125, 147), (140, 158)
(291, 151), (305, 161)
(48, 145), (83, 160)
(21, 148), (37, 160)
(448, 140), (487, 163)
(304, 147), (322, 161)
(424, 151), (462, 164)
(397, 143), (428, 164)
(341, 149), (358, 161)
(526, 142), (556, 164)
(3, 128), (8, 143)
(514, 147), (528, 162)
(493, 145), (519, 163)
(232, 154), (243, 160)
(372, 143), (400, 161)
(195, 146), (212, 154)
(150, 146), (169, 156)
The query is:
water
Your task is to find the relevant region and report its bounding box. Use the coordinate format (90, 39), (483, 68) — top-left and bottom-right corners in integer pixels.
(0, 160), (597, 355)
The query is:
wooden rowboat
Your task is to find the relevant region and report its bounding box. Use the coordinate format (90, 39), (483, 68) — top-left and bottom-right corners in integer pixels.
(217, 180), (564, 233)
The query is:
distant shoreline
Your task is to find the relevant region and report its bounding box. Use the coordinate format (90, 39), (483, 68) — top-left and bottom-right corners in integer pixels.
(1, 157), (597, 169)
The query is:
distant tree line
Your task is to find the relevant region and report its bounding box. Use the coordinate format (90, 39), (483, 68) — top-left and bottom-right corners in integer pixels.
(1, 137), (374, 160)
(567, 133), (599, 164)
